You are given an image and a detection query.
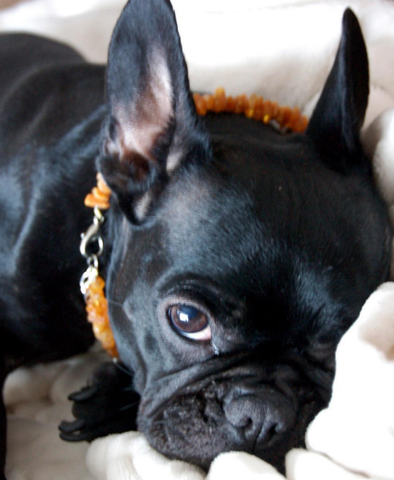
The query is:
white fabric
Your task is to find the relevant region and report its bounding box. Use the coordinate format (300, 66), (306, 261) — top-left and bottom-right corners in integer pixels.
(1, 0), (394, 479)
(304, 282), (394, 480)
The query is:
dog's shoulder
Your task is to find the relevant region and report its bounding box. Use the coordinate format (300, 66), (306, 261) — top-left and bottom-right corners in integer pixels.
(0, 34), (106, 156)
(0, 33), (85, 99)
(0, 34), (105, 165)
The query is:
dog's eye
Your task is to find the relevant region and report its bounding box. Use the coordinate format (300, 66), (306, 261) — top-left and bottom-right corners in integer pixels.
(167, 305), (211, 341)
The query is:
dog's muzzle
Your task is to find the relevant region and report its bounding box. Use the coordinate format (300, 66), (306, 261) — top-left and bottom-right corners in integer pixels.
(137, 356), (332, 471)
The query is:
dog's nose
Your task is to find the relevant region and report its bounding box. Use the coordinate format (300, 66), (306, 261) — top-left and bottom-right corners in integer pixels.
(223, 392), (295, 448)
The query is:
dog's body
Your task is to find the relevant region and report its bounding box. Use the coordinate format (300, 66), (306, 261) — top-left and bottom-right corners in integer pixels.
(0, 0), (392, 477)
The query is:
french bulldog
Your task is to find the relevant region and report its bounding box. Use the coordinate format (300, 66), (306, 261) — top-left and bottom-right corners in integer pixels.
(0, 0), (391, 477)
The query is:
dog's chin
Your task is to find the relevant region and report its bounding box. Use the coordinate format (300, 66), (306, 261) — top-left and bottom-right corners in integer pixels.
(138, 385), (324, 473)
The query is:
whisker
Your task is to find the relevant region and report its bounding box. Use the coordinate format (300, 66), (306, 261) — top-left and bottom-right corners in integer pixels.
(154, 420), (165, 427)
(120, 402), (139, 412)
(107, 298), (125, 309)
(112, 358), (134, 377)
(122, 387), (139, 392)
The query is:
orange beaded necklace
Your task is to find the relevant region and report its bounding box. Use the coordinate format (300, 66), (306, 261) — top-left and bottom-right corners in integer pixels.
(80, 88), (308, 358)
(193, 88), (308, 132)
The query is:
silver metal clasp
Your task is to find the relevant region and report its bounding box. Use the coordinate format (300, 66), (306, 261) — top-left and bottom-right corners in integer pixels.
(80, 207), (105, 259)
(80, 207), (106, 295)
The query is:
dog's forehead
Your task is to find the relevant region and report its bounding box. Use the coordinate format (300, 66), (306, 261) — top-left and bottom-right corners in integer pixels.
(161, 140), (330, 272)
(162, 162), (268, 272)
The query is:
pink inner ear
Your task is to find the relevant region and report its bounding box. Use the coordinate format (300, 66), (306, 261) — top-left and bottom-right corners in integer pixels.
(106, 49), (174, 166)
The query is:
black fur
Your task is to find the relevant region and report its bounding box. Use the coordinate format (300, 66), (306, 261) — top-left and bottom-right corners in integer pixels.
(0, 1), (391, 476)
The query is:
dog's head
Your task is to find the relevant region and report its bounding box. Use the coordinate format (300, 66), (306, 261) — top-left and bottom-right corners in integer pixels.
(97, 0), (392, 471)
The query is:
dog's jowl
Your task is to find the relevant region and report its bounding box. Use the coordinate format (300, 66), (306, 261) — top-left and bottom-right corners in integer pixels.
(0, 0), (391, 476)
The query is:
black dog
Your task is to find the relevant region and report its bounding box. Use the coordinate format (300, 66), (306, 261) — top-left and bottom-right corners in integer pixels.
(0, 0), (391, 477)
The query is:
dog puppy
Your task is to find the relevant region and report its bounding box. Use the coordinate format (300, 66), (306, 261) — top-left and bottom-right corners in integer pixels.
(0, 0), (391, 477)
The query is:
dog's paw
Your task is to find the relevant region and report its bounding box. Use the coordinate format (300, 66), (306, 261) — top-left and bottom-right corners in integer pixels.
(59, 361), (140, 442)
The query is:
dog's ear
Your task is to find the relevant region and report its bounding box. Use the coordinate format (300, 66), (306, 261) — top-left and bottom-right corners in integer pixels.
(98, 0), (210, 223)
(307, 9), (369, 172)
